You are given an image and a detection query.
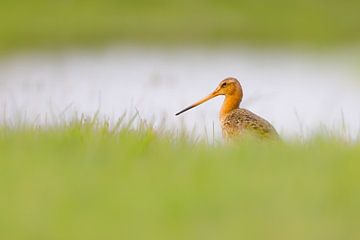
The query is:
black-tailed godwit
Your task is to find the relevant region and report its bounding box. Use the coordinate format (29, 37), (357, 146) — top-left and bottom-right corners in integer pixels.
(176, 77), (279, 139)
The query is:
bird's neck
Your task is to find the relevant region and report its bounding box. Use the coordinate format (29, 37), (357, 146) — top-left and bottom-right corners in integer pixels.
(220, 94), (241, 121)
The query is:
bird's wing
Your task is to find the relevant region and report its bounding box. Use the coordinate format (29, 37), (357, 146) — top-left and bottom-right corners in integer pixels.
(223, 108), (279, 139)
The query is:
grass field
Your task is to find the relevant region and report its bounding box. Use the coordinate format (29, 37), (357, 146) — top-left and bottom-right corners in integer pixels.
(1, 0), (360, 53)
(1, 120), (359, 240)
(1, 1), (360, 238)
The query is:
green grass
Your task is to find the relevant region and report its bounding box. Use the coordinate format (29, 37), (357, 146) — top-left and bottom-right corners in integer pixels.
(0, 120), (360, 240)
(1, 0), (360, 53)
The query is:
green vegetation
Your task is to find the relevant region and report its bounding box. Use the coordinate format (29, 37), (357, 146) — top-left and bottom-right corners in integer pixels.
(1, 0), (360, 53)
(2, 1), (359, 238)
(1, 120), (359, 240)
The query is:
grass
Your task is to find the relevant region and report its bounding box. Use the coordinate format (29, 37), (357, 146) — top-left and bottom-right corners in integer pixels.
(0, 119), (360, 240)
(1, 0), (360, 53)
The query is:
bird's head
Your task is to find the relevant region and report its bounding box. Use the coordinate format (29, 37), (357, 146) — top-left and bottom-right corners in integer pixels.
(175, 77), (243, 116)
(213, 77), (242, 96)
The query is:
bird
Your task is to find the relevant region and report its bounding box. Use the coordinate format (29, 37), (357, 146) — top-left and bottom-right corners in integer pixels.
(175, 77), (279, 139)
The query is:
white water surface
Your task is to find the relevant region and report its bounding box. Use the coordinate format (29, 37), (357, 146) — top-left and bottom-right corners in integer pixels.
(0, 46), (359, 139)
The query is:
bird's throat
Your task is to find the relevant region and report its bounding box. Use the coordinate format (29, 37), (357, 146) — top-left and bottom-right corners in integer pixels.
(220, 94), (241, 121)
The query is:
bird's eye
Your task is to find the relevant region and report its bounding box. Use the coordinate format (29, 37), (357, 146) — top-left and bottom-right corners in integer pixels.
(221, 82), (227, 87)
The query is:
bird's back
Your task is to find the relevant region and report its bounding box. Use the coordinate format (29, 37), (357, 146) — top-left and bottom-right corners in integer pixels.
(221, 108), (279, 139)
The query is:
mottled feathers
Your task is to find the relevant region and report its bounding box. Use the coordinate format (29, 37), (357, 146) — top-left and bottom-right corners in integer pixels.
(221, 108), (279, 139)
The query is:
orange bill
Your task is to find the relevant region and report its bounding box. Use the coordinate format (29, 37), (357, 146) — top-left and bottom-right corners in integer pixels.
(175, 91), (219, 116)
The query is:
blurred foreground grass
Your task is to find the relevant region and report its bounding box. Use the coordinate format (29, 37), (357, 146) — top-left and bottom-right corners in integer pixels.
(0, 120), (359, 240)
(1, 0), (360, 53)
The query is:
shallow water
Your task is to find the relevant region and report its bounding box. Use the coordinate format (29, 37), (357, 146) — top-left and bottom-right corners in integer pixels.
(0, 46), (359, 139)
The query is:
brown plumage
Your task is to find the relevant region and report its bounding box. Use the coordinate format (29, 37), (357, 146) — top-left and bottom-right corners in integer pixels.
(175, 77), (279, 139)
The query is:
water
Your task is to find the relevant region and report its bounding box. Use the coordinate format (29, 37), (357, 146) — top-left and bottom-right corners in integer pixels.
(0, 46), (359, 139)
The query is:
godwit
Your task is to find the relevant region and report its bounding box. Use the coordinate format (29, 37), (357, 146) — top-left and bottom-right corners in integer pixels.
(176, 77), (279, 139)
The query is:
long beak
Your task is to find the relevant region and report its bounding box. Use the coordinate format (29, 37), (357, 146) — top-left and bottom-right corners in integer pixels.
(175, 90), (219, 116)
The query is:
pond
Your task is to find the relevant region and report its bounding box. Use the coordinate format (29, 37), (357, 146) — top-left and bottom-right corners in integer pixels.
(0, 46), (359, 140)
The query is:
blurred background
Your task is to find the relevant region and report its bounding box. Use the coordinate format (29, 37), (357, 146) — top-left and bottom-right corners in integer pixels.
(2, 2), (360, 240)
(0, 0), (360, 138)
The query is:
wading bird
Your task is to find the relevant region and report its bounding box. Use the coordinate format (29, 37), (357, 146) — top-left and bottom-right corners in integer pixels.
(175, 77), (279, 139)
